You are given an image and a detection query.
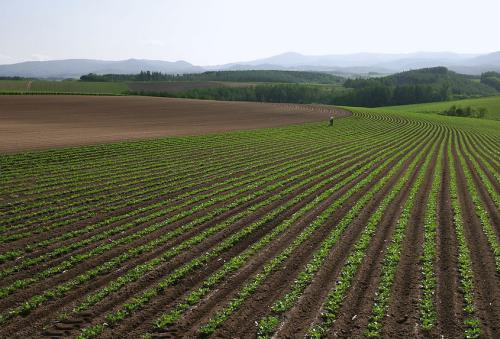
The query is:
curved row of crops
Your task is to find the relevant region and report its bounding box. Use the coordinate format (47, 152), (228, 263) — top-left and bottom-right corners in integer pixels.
(0, 106), (498, 338)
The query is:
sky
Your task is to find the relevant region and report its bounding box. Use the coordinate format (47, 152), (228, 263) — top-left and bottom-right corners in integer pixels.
(0, 0), (499, 65)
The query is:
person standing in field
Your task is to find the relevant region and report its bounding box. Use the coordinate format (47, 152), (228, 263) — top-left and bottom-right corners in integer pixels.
(329, 115), (334, 126)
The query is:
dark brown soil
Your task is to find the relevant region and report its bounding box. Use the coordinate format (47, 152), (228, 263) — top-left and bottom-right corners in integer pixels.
(0, 95), (348, 153)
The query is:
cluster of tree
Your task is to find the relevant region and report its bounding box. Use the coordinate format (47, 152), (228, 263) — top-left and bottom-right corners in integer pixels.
(341, 67), (496, 107)
(480, 71), (500, 91)
(80, 70), (344, 84)
(128, 83), (343, 104)
(335, 83), (449, 107)
(80, 71), (170, 82)
(176, 70), (344, 84)
(0, 76), (31, 80)
(440, 105), (487, 118)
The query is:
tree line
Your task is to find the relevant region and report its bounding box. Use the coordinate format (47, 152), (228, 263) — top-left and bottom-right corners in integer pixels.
(80, 70), (343, 84)
(480, 71), (500, 91)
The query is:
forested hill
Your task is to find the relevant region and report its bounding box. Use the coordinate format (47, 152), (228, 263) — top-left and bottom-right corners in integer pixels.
(80, 70), (344, 84)
(341, 67), (497, 106)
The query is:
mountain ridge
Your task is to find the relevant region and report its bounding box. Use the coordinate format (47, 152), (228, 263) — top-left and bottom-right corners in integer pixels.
(1, 51), (499, 78)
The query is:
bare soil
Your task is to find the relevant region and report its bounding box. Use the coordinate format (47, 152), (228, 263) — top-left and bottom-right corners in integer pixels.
(0, 95), (347, 153)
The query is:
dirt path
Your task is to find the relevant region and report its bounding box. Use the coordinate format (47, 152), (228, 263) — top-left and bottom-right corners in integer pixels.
(0, 95), (350, 153)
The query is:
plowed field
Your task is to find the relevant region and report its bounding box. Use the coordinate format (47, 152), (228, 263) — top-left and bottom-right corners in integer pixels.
(0, 95), (344, 153)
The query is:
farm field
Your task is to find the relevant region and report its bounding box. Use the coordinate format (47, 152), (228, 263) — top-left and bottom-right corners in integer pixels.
(0, 79), (253, 96)
(0, 80), (127, 95)
(0, 100), (499, 339)
(0, 95), (345, 153)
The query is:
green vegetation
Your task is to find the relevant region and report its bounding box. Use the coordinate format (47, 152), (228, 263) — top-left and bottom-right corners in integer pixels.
(480, 71), (500, 91)
(81, 70), (344, 84)
(0, 104), (498, 339)
(131, 83), (346, 104)
(440, 105), (487, 118)
(0, 79), (127, 94)
(380, 95), (500, 121)
(342, 67), (497, 107)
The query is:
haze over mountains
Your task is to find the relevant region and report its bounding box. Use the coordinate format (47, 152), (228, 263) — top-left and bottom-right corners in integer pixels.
(1, 51), (499, 78)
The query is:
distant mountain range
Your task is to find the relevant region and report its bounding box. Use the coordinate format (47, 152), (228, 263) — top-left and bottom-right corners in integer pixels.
(0, 59), (203, 78)
(1, 51), (499, 78)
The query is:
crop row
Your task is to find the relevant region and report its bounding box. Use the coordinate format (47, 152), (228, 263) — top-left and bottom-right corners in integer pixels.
(78, 125), (424, 338)
(196, 127), (436, 336)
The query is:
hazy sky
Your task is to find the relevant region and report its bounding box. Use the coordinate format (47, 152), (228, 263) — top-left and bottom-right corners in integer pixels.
(1, 0), (499, 65)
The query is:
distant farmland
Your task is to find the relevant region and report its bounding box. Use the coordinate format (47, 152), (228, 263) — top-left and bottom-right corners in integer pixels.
(0, 79), (255, 95)
(0, 80), (127, 95)
(0, 98), (498, 338)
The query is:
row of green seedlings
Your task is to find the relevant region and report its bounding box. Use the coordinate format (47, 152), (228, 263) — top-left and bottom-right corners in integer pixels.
(448, 137), (482, 338)
(0, 132), (377, 280)
(466, 132), (499, 165)
(419, 139), (444, 331)
(453, 131), (500, 271)
(0, 131), (386, 324)
(1, 122), (369, 230)
(0, 135), (350, 263)
(257, 129), (439, 338)
(0, 131), (324, 227)
(1, 125), (340, 213)
(0, 131), (240, 194)
(147, 127), (431, 336)
(68, 124), (422, 320)
(361, 131), (440, 336)
(182, 126), (434, 337)
(0, 141), (363, 292)
(307, 130), (441, 338)
(459, 131), (499, 209)
(0, 148), (298, 242)
(0, 126), (284, 183)
(0, 131), (339, 240)
(0, 119), (363, 192)
(0, 125), (383, 269)
(76, 125), (416, 338)
(74, 143), (388, 328)
(1, 121), (408, 268)
(0, 130), (312, 222)
(463, 131), (500, 180)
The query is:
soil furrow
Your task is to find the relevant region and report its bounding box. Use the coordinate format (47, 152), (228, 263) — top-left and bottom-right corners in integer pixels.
(434, 135), (464, 338)
(451, 136), (500, 338)
(314, 133), (439, 339)
(381, 133), (442, 338)
(195, 132), (429, 339)
(5, 147), (376, 337)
